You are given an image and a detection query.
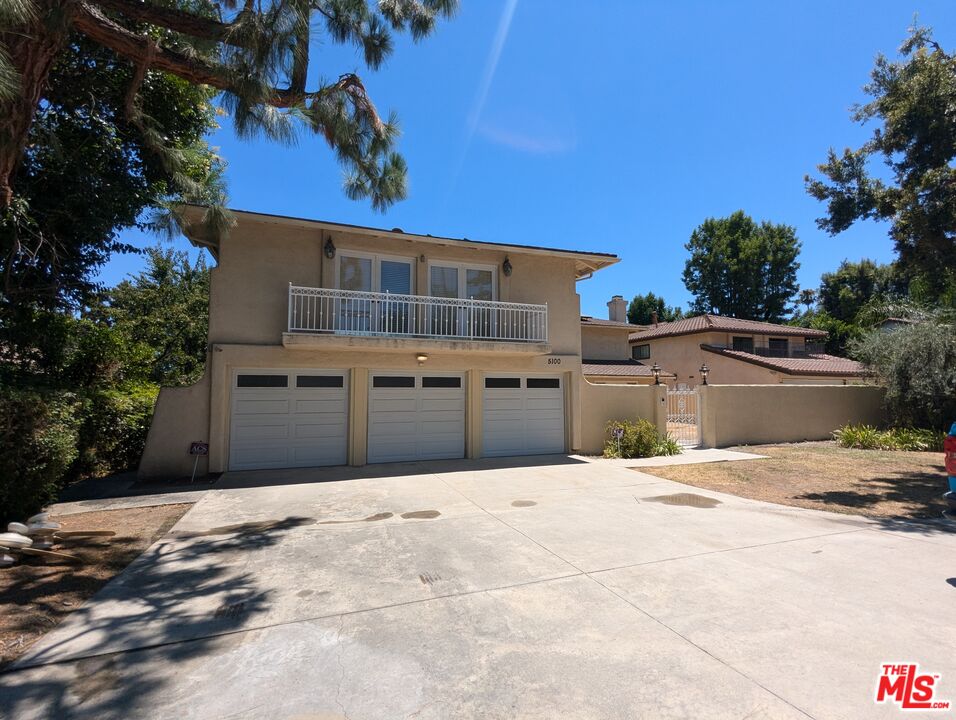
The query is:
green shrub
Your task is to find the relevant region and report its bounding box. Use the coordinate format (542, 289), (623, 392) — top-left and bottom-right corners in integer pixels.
(832, 424), (945, 452)
(604, 419), (682, 459)
(73, 383), (159, 478)
(0, 389), (80, 523)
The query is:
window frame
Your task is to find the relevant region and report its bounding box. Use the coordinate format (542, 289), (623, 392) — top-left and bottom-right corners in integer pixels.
(427, 260), (498, 301)
(732, 336), (755, 353)
(335, 250), (415, 295)
(632, 344), (650, 360)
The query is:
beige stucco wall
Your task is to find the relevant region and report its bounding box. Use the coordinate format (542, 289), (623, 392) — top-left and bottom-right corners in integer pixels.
(699, 384), (885, 448)
(580, 325), (631, 360)
(138, 371), (211, 479)
(209, 218), (583, 356)
(578, 379), (666, 455)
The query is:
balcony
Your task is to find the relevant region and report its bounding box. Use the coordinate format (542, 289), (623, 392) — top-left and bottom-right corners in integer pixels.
(711, 341), (827, 358)
(284, 285), (550, 353)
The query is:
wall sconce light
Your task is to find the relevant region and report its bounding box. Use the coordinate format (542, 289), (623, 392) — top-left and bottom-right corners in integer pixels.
(416, 354), (428, 366)
(699, 363), (710, 385)
(651, 362), (661, 385)
(502, 257), (513, 277)
(324, 236), (336, 259)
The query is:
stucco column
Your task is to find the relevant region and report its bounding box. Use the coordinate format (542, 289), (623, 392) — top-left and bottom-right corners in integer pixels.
(349, 367), (369, 465)
(466, 369), (482, 459)
(208, 344), (229, 473)
(652, 384), (668, 436)
(698, 385), (714, 448)
(569, 370), (582, 452)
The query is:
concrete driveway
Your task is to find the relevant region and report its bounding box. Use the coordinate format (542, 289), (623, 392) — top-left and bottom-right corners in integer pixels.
(2, 455), (954, 719)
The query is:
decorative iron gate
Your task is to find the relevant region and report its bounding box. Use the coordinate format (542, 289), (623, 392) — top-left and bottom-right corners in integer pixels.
(666, 388), (701, 447)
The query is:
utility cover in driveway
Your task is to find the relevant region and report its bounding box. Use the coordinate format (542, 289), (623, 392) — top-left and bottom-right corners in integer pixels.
(229, 369), (348, 471)
(483, 375), (565, 456)
(367, 373), (465, 463)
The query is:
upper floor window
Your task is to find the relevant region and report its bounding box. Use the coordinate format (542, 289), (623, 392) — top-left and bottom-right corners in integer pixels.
(768, 337), (788, 355)
(732, 336), (754, 353)
(339, 252), (413, 295)
(429, 263), (495, 301)
(632, 344), (650, 360)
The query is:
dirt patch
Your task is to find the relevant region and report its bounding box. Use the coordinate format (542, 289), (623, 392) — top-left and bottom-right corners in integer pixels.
(0, 503), (191, 669)
(638, 441), (948, 520)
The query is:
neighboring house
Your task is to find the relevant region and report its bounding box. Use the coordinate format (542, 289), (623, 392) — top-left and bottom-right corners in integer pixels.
(139, 206), (619, 476)
(628, 314), (867, 387)
(580, 296), (675, 385)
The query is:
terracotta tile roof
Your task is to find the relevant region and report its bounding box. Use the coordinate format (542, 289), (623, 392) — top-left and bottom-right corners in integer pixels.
(628, 314), (827, 342)
(582, 359), (675, 378)
(580, 316), (646, 330)
(701, 345), (867, 377)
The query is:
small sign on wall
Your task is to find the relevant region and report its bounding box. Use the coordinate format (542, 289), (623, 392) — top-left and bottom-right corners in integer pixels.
(189, 442), (209, 456)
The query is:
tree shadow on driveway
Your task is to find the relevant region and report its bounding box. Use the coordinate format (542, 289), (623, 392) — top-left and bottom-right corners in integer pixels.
(0, 516), (312, 719)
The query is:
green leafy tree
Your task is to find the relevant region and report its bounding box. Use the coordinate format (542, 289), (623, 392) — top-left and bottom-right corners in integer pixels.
(626, 292), (683, 325)
(683, 210), (801, 322)
(1, 34), (221, 311)
(806, 24), (956, 301)
(851, 305), (956, 429)
(819, 259), (905, 323)
(98, 247), (210, 386)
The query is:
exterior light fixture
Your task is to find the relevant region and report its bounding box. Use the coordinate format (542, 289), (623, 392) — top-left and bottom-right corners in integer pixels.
(416, 354), (428, 366)
(502, 257), (513, 277)
(324, 236), (336, 259)
(651, 362), (661, 385)
(699, 363), (710, 385)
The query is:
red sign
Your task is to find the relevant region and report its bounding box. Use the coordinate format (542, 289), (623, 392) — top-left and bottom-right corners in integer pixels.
(189, 442), (209, 456)
(876, 664), (950, 711)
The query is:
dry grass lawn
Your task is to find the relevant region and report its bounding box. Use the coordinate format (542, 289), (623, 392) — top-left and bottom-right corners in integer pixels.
(640, 441), (949, 520)
(0, 503), (191, 669)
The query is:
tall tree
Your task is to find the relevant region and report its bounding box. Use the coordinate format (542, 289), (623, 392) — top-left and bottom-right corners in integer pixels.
(97, 246), (210, 386)
(1, 0), (457, 210)
(682, 210), (801, 322)
(806, 24), (956, 300)
(1, 33), (221, 309)
(818, 259), (904, 323)
(626, 292), (683, 325)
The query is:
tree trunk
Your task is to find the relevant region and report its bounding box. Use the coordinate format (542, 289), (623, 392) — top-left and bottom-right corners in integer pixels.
(0, 1), (72, 208)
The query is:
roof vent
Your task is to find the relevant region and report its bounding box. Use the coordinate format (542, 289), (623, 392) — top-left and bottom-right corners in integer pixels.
(391, 227), (403, 233)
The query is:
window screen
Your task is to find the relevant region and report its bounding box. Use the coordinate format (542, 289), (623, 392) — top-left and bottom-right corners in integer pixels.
(527, 378), (560, 389)
(632, 344), (650, 360)
(768, 337), (788, 352)
(373, 376), (415, 388)
(422, 376), (461, 388)
(237, 374), (288, 388)
(485, 377), (521, 389)
(296, 375), (344, 388)
(380, 260), (412, 295)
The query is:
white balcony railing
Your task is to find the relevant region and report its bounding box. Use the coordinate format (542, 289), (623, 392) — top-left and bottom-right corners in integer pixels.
(288, 285), (549, 343)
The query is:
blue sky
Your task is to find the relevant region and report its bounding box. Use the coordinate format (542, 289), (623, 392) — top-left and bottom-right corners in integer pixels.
(99, 0), (956, 318)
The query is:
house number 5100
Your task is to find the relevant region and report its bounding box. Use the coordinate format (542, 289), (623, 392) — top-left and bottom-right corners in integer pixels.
(547, 358), (562, 365)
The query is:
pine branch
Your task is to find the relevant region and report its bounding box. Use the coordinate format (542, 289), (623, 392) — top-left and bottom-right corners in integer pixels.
(86, 0), (244, 47)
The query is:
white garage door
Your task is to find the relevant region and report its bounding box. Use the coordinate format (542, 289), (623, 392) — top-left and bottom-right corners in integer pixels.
(483, 375), (565, 457)
(367, 373), (465, 463)
(229, 370), (348, 471)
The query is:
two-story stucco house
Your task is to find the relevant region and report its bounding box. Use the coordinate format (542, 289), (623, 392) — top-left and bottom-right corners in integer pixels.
(628, 314), (866, 388)
(139, 206), (619, 477)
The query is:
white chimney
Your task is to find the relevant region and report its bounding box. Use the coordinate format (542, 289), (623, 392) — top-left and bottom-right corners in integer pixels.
(607, 295), (627, 323)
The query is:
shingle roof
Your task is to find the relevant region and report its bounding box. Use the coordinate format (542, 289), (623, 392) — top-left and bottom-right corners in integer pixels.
(628, 314), (828, 342)
(700, 345), (867, 377)
(582, 359), (676, 378)
(580, 316), (646, 330)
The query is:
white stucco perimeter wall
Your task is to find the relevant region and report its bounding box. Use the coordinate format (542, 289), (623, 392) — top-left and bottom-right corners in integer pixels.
(578, 379), (666, 455)
(699, 384), (885, 448)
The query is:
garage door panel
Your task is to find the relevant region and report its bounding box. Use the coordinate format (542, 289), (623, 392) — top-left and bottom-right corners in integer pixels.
(229, 370), (348, 471)
(232, 398), (291, 415)
(367, 373), (465, 463)
(483, 376), (564, 457)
